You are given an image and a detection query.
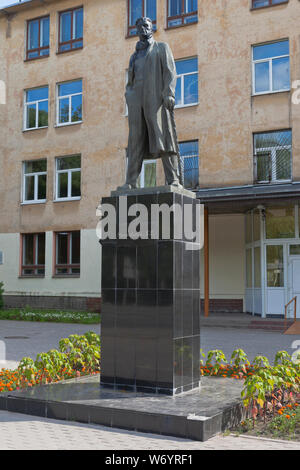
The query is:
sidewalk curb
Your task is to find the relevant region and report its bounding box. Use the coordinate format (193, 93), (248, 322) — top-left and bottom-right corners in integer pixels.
(229, 433), (300, 446)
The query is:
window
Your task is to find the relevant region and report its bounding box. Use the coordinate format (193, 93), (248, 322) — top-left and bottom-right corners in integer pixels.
(23, 160), (47, 203)
(26, 16), (50, 60)
(24, 87), (48, 130)
(128, 0), (157, 36)
(179, 141), (199, 189)
(266, 245), (284, 287)
(266, 207), (295, 239)
(57, 80), (82, 125)
(59, 7), (83, 52)
(252, 0), (288, 9)
(56, 155), (81, 201)
(137, 160), (157, 188)
(21, 233), (45, 276)
(0, 251), (3, 265)
(175, 58), (198, 107)
(167, 0), (198, 28)
(252, 40), (290, 95)
(55, 231), (80, 275)
(254, 130), (292, 183)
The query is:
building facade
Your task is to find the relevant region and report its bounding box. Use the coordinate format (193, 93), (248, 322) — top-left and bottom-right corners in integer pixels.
(0, 0), (299, 317)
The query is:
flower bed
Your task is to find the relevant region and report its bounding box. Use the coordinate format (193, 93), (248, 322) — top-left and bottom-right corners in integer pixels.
(0, 341), (299, 440)
(0, 332), (100, 393)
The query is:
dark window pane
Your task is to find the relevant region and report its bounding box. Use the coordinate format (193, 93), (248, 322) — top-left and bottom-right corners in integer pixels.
(73, 40), (83, 49)
(57, 155), (81, 170)
(38, 100), (48, 127)
(71, 171), (81, 197)
(187, 0), (197, 12)
(37, 233), (45, 265)
(28, 20), (39, 50)
(24, 160), (47, 173)
(71, 231), (80, 264)
(26, 104), (36, 128)
(41, 17), (50, 47)
(38, 174), (47, 200)
(146, 0), (156, 21)
(74, 8), (83, 39)
(59, 98), (69, 123)
(130, 0), (143, 26)
(57, 172), (68, 198)
(24, 234), (34, 265)
(25, 175), (35, 201)
(60, 11), (72, 43)
(57, 233), (68, 264)
(60, 43), (71, 52)
(169, 0), (181, 16)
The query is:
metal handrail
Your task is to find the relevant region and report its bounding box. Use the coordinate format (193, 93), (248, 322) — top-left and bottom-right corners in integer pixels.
(284, 296), (297, 328)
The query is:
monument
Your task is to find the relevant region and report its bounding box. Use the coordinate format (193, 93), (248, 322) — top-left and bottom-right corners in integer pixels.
(100, 17), (202, 395)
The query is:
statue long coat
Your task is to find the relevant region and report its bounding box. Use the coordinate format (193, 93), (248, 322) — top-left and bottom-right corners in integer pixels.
(125, 40), (178, 159)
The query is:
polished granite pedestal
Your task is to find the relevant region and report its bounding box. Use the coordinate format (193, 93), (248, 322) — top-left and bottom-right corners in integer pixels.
(0, 375), (246, 442)
(100, 188), (202, 395)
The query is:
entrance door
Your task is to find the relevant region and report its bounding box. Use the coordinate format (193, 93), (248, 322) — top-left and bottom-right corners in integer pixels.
(289, 258), (300, 318)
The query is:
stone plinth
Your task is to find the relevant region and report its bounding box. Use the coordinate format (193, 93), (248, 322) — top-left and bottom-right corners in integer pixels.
(100, 189), (202, 395)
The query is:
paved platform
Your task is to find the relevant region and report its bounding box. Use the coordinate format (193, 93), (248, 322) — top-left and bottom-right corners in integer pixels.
(0, 375), (245, 442)
(0, 410), (299, 450)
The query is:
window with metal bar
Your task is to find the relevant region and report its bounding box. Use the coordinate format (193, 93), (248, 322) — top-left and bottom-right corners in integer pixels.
(55, 231), (80, 275)
(179, 141), (199, 189)
(21, 233), (45, 276)
(26, 16), (50, 60)
(167, 0), (197, 28)
(254, 130), (292, 183)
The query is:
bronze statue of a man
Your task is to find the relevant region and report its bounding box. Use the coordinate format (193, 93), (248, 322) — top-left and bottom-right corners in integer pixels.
(121, 17), (182, 190)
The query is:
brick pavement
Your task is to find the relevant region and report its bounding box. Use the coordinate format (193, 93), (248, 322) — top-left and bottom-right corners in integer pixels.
(0, 410), (299, 450)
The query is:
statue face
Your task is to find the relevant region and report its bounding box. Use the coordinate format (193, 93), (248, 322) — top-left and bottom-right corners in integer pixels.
(136, 19), (153, 41)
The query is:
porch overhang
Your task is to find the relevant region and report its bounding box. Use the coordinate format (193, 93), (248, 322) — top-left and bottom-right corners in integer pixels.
(196, 182), (300, 214)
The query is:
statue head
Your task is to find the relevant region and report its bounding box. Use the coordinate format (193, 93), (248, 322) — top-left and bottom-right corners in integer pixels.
(135, 17), (153, 41)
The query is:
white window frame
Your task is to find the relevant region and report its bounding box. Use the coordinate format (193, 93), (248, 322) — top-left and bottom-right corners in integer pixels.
(175, 58), (198, 109)
(252, 41), (290, 96)
(24, 86), (49, 131)
(56, 80), (83, 126)
(55, 156), (81, 201)
(22, 161), (47, 204)
(254, 144), (292, 184)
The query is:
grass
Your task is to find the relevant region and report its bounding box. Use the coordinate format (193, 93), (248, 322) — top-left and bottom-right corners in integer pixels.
(0, 308), (100, 324)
